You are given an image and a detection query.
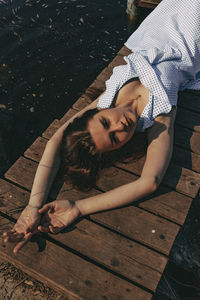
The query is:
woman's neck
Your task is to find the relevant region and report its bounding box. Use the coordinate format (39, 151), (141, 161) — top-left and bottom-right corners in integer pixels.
(115, 79), (149, 117)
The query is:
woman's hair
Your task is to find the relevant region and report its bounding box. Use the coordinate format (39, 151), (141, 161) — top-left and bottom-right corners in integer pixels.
(60, 107), (147, 191)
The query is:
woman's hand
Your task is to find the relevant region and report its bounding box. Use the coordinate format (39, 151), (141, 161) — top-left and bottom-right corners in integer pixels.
(38, 200), (81, 234)
(3, 204), (41, 254)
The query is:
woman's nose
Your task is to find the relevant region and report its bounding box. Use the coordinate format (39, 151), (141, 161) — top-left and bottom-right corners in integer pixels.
(111, 121), (124, 131)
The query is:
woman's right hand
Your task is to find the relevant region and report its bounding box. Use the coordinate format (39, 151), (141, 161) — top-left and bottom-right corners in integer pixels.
(3, 204), (41, 254)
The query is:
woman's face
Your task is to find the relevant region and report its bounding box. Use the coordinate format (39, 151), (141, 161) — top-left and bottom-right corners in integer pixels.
(87, 105), (138, 152)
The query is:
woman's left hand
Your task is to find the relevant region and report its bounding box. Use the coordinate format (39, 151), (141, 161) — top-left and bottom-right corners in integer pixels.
(38, 200), (81, 234)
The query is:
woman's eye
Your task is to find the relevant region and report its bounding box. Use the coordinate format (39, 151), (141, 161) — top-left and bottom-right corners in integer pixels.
(101, 118), (109, 129)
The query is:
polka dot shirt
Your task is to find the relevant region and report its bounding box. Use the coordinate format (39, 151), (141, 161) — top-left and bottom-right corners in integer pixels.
(97, 0), (200, 132)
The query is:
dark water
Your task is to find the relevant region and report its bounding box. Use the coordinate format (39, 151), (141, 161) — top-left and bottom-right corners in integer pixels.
(0, 0), (142, 171)
(1, 1), (200, 298)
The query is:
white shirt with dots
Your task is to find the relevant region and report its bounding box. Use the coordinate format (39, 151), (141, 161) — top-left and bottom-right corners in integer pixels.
(97, 0), (200, 132)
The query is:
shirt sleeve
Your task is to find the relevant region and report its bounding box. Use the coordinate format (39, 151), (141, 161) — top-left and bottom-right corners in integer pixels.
(96, 56), (138, 109)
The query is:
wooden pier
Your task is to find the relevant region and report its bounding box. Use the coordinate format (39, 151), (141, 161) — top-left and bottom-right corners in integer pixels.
(135, 0), (161, 9)
(1, 45), (200, 299)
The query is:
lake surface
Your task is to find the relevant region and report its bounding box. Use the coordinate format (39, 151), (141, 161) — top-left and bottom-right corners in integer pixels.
(1, 1), (200, 298)
(0, 0), (150, 170)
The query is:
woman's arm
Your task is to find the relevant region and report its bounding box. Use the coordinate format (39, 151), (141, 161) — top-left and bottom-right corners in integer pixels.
(3, 96), (101, 253)
(28, 97), (100, 208)
(37, 107), (177, 234)
(75, 107), (177, 215)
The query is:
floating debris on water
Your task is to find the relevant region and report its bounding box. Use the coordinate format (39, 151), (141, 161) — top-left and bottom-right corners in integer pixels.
(30, 107), (34, 112)
(76, 5), (86, 8)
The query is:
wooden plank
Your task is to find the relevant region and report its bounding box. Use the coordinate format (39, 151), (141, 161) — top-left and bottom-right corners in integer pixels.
(174, 125), (200, 155)
(108, 55), (127, 70)
(84, 80), (105, 101)
(0, 179), (166, 292)
(42, 119), (60, 140)
(172, 146), (200, 173)
(96, 67), (113, 83)
(56, 171), (181, 255)
(90, 206), (179, 256)
(72, 94), (92, 111)
(117, 46), (132, 57)
(4, 157), (99, 201)
(1, 218), (151, 300)
(24, 136), (47, 162)
(139, 186), (192, 225)
(176, 107), (200, 132)
(137, 0), (161, 9)
(59, 108), (79, 125)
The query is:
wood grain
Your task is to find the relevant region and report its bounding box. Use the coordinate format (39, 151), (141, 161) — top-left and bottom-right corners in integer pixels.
(1, 217), (151, 300)
(0, 179), (164, 292)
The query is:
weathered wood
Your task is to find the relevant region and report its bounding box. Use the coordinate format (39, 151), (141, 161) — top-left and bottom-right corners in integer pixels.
(0, 178), (29, 215)
(4, 157), (99, 201)
(59, 108), (79, 125)
(137, 0), (161, 9)
(96, 67), (113, 83)
(172, 146), (200, 173)
(1, 218), (151, 300)
(5, 157), (38, 191)
(90, 206), (180, 256)
(163, 164), (200, 198)
(4, 157), (65, 200)
(24, 137), (47, 162)
(0, 179), (166, 292)
(176, 106), (200, 132)
(139, 186), (192, 225)
(174, 125), (200, 155)
(72, 94), (92, 111)
(108, 55), (127, 70)
(42, 119), (60, 140)
(117, 46), (132, 57)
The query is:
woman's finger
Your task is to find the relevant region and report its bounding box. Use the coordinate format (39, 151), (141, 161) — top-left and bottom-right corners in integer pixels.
(4, 234), (24, 243)
(37, 225), (50, 233)
(13, 232), (33, 254)
(3, 229), (17, 236)
(49, 225), (60, 234)
(49, 225), (63, 234)
(38, 203), (53, 214)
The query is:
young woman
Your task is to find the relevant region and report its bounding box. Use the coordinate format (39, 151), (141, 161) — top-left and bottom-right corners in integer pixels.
(4, 0), (200, 254)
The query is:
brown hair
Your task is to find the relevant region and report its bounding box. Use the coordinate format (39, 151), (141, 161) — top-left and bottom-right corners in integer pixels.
(61, 108), (147, 191)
